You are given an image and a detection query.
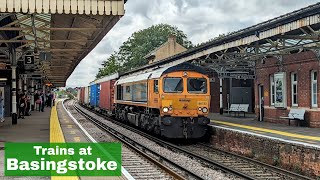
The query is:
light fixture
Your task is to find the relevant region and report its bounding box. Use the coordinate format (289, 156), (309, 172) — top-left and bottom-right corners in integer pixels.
(202, 107), (208, 113)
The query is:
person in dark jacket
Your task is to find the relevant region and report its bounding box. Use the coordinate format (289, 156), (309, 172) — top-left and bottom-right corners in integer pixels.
(18, 94), (27, 119)
(40, 92), (45, 112)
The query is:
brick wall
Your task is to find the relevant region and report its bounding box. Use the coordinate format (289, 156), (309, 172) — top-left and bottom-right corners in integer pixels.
(210, 126), (320, 178)
(255, 51), (320, 127)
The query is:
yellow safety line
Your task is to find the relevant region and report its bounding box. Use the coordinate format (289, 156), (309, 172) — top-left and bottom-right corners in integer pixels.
(211, 120), (320, 141)
(50, 101), (79, 180)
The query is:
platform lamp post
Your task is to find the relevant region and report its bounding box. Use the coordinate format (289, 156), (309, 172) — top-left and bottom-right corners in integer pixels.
(23, 75), (27, 93)
(11, 65), (17, 124)
(18, 78), (22, 94)
(31, 80), (35, 111)
(219, 78), (223, 115)
(9, 46), (18, 124)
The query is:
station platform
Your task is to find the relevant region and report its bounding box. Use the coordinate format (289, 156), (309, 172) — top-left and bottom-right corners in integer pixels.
(0, 105), (51, 179)
(209, 113), (320, 147)
(209, 113), (320, 177)
(0, 100), (130, 180)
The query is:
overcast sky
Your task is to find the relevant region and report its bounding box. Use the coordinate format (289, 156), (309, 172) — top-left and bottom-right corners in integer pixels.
(66, 0), (319, 87)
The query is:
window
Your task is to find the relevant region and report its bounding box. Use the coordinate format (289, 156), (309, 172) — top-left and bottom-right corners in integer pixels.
(187, 78), (207, 93)
(270, 75), (275, 106)
(125, 86), (130, 93)
(154, 80), (159, 93)
(291, 73), (298, 106)
(311, 71), (318, 107)
(163, 78), (183, 93)
(132, 83), (147, 102)
(116, 85), (123, 100)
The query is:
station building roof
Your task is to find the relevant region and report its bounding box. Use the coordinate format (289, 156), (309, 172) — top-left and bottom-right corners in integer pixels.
(0, 0), (125, 87)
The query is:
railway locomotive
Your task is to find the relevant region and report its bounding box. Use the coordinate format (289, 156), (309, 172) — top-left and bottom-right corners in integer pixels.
(78, 62), (210, 139)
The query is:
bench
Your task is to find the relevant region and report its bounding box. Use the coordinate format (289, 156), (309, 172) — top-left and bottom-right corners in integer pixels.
(280, 109), (305, 126)
(225, 104), (249, 117)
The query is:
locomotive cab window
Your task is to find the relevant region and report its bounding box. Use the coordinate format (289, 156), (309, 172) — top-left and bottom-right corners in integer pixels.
(154, 80), (159, 93)
(187, 78), (207, 93)
(164, 78), (183, 93)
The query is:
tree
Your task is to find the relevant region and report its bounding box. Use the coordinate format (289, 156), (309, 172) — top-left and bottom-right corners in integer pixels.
(96, 23), (193, 79)
(96, 54), (121, 79)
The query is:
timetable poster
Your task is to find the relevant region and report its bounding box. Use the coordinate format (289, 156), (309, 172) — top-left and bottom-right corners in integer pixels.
(274, 72), (286, 108)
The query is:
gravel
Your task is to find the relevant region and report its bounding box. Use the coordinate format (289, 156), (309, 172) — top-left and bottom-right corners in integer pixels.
(70, 101), (235, 180)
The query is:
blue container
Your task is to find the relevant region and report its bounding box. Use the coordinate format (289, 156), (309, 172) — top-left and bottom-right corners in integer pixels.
(90, 83), (100, 107)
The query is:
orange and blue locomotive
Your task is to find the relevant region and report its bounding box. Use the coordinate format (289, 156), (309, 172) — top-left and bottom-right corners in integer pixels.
(78, 62), (211, 139)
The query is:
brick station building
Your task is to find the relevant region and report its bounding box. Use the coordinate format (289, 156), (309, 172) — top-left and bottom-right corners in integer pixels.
(255, 50), (320, 127)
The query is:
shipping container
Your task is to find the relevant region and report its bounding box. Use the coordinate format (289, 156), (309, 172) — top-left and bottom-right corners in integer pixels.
(80, 87), (85, 104)
(77, 88), (81, 101)
(84, 86), (90, 104)
(90, 83), (100, 107)
(100, 80), (116, 112)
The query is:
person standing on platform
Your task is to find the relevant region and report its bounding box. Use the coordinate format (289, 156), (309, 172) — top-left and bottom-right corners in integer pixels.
(0, 89), (4, 122)
(51, 91), (55, 106)
(46, 91), (52, 107)
(26, 93), (31, 116)
(18, 94), (26, 119)
(34, 91), (40, 111)
(40, 92), (45, 112)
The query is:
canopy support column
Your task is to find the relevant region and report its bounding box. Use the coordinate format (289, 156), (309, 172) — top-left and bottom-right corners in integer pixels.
(31, 80), (35, 111)
(9, 47), (17, 124)
(220, 78), (223, 114)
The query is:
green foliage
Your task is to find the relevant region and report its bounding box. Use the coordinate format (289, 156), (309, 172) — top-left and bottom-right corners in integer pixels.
(96, 23), (193, 79)
(96, 54), (121, 79)
(66, 87), (77, 97)
(67, 93), (74, 99)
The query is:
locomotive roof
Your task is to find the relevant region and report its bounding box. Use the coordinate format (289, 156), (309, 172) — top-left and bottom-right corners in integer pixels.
(89, 72), (119, 85)
(163, 62), (207, 75)
(116, 62), (207, 85)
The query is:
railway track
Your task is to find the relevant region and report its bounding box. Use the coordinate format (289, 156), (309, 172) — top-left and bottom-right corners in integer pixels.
(69, 100), (311, 180)
(183, 143), (312, 180)
(64, 100), (196, 180)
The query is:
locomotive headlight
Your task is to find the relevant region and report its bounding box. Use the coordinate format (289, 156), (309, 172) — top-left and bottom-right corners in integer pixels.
(202, 107), (208, 113)
(198, 107), (202, 111)
(169, 106), (173, 111)
(163, 107), (169, 113)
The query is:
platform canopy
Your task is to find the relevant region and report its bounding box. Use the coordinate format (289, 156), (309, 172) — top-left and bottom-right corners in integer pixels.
(121, 3), (320, 80)
(0, 0), (125, 87)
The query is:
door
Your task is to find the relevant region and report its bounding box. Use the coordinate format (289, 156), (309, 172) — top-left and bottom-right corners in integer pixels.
(258, 85), (264, 121)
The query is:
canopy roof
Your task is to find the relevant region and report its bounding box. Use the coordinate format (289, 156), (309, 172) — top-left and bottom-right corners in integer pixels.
(0, 0), (125, 87)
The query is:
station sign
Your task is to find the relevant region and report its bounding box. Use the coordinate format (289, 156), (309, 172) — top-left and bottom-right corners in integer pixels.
(219, 73), (255, 79)
(230, 74), (256, 79)
(39, 52), (52, 61)
(24, 55), (35, 65)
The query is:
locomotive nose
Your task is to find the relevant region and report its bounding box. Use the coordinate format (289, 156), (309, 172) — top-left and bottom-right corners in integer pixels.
(183, 103), (188, 109)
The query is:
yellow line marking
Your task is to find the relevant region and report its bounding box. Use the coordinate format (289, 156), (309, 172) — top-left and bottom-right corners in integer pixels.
(211, 120), (320, 141)
(69, 131), (76, 135)
(74, 137), (81, 142)
(50, 103), (65, 143)
(67, 125), (73, 129)
(251, 130), (266, 134)
(50, 101), (79, 180)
